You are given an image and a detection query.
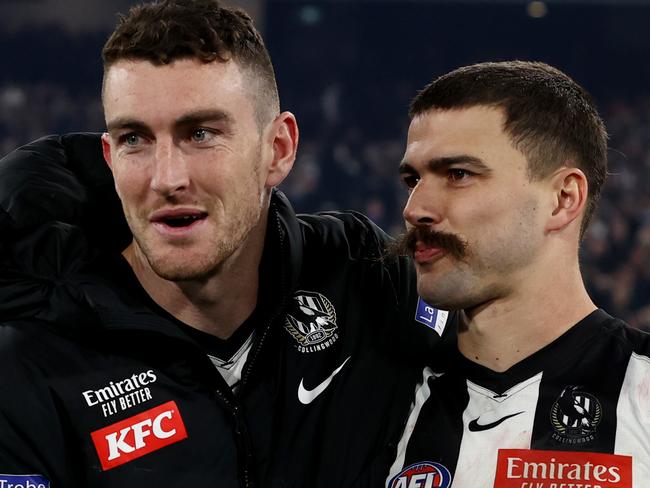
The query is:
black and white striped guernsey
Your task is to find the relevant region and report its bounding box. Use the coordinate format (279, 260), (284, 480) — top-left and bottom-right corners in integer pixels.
(387, 309), (650, 488)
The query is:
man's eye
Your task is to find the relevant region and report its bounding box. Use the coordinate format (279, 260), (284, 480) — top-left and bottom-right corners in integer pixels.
(448, 168), (472, 181)
(191, 128), (214, 143)
(402, 175), (420, 189)
(120, 133), (142, 146)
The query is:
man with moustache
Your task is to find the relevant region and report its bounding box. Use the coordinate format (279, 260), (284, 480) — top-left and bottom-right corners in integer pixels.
(386, 61), (650, 488)
(0, 1), (449, 486)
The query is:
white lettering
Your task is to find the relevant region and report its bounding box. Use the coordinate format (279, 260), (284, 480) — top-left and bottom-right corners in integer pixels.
(507, 457), (524, 478)
(0, 481), (46, 488)
(567, 464), (581, 480)
(106, 427), (135, 460)
(130, 418), (153, 449)
(607, 466), (620, 483)
(101, 400), (117, 417)
(406, 473), (433, 488)
(82, 390), (98, 406)
(592, 465), (606, 481)
(152, 410), (176, 439)
(104, 409), (176, 460)
(393, 478), (407, 488)
(146, 370), (157, 383)
(523, 462), (548, 479)
(82, 370), (158, 406)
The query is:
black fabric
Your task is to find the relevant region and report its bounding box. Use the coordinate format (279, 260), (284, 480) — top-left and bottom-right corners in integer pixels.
(0, 133), (451, 488)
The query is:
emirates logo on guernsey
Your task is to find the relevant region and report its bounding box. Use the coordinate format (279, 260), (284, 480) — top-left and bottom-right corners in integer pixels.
(494, 449), (632, 488)
(91, 401), (188, 470)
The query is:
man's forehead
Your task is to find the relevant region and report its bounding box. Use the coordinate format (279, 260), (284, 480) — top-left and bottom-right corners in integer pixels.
(410, 105), (506, 132)
(407, 107), (505, 147)
(103, 57), (245, 89)
(102, 57), (258, 126)
(402, 106), (520, 166)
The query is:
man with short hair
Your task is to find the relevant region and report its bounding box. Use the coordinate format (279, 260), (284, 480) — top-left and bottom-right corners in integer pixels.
(386, 61), (650, 488)
(0, 1), (449, 486)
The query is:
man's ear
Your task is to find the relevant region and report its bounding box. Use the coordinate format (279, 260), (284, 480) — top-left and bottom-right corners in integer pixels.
(101, 132), (114, 171)
(545, 167), (589, 234)
(264, 111), (299, 188)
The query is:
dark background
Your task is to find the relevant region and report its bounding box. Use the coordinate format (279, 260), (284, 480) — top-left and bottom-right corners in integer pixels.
(1, 0), (649, 327)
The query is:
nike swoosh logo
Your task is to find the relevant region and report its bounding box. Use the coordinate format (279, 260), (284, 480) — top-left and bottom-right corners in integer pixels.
(468, 411), (525, 432)
(298, 356), (351, 405)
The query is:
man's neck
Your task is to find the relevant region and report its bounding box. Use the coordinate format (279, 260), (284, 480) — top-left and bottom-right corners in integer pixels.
(124, 222), (267, 340)
(457, 261), (596, 373)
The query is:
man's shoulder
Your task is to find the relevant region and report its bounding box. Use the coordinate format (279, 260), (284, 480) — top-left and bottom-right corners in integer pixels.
(595, 310), (650, 355)
(0, 320), (71, 391)
(297, 210), (393, 260)
(0, 318), (78, 363)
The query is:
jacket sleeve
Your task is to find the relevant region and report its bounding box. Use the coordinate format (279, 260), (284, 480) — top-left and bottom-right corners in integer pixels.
(0, 132), (130, 252)
(0, 328), (82, 487)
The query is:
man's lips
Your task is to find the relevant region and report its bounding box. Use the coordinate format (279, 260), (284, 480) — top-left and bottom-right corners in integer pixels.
(413, 242), (445, 264)
(149, 208), (208, 232)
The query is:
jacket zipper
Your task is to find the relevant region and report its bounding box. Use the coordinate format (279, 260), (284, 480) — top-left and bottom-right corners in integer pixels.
(232, 206), (288, 487)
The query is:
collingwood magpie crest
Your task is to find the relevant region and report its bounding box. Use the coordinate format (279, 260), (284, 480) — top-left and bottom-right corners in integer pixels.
(550, 385), (602, 444)
(285, 291), (338, 353)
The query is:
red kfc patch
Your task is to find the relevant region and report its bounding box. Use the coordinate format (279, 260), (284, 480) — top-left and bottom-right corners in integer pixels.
(494, 449), (632, 488)
(91, 400), (188, 470)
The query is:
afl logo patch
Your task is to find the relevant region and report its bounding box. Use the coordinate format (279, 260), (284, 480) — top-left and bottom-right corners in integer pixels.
(550, 385), (602, 445)
(388, 462), (451, 488)
(285, 291), (338, 353)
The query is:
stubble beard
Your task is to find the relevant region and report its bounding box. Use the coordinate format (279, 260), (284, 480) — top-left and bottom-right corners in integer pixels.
(128, 150), (265, 283)
(413, 198), (541, 312)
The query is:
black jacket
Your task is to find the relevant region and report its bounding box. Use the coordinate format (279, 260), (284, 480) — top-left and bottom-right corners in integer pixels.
(0, 133), (451, 487)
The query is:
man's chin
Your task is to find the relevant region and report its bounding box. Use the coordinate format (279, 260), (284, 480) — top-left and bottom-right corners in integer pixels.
(416, 279), (467, 311)
(147, 254), (220, 283)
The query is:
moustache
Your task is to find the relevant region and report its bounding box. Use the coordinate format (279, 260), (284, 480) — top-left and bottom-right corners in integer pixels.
(385, 226), (467, 261)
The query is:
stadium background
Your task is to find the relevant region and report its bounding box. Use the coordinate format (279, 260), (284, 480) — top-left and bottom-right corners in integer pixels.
(1, 0), (649, 328)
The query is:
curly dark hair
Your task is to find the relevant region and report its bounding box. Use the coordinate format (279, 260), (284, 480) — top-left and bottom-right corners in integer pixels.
(411, 61), (608, 238)
(102, 0), (279, 124)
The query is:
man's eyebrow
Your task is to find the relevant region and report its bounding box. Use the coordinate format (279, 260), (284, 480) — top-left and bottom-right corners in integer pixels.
(399, 155), (490, 174)
(173, 109), (234, 129)
(105, 118), (150, 133)
(105, 110), (234, 133)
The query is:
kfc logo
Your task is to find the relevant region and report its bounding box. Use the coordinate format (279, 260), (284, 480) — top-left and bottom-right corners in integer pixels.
(91, 401), (188, 470)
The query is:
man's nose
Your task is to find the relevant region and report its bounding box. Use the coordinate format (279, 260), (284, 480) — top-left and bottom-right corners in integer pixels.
(402, 178), (443, 227)
(150, 140), (190, 195)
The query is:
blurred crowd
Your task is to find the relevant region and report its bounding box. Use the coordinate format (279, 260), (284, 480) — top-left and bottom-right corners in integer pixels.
(1, 79), (648, 329)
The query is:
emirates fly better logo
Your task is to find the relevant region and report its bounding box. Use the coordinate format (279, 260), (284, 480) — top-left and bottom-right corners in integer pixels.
(494, 449), (632, 488)
(91, 401), (188, 470)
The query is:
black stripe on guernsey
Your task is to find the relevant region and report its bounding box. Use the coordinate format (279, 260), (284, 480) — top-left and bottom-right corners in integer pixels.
(388, 368), (468, 480)
(530, 322), (629, 453)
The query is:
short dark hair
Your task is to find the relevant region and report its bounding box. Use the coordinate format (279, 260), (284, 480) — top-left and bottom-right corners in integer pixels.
(410, 61), (608, 237)
(102, 0), (279, 125)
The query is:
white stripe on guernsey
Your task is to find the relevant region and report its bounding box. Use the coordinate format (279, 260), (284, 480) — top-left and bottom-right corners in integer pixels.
(451, 371), (543, 488)
(614, 351), (650, 486)
(386, 367), (439, 487)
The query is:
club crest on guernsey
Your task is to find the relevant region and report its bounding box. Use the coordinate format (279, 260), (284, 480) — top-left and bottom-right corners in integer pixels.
(551, 385), (602, 444)
(285, 291), (338, 353)
(388, 462), (452, 488)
